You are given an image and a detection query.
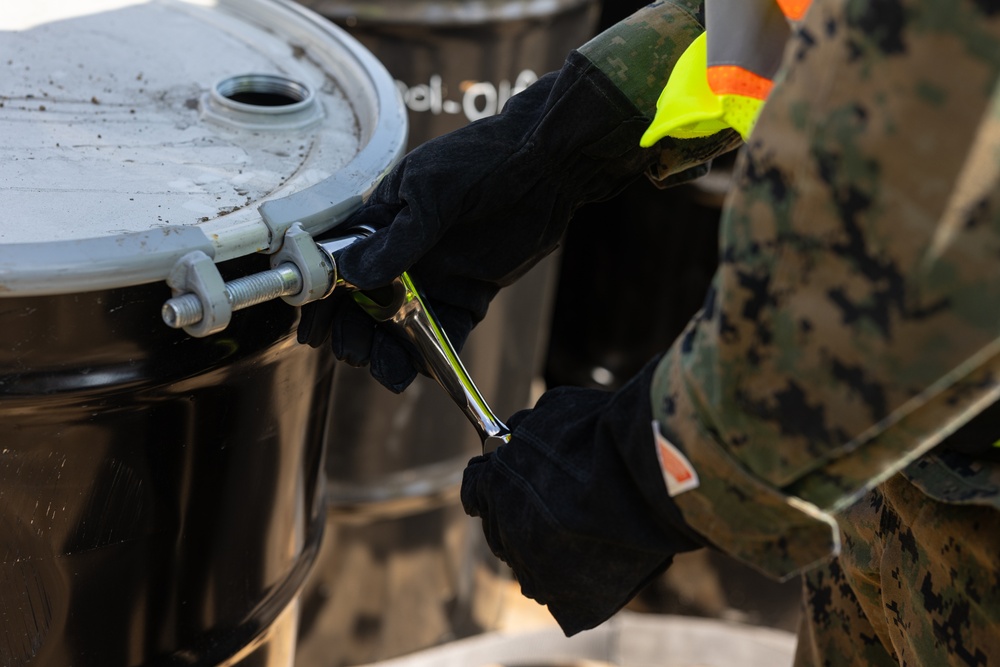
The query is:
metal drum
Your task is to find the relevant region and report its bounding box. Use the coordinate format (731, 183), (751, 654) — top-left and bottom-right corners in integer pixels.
(0, 2), (405, 666)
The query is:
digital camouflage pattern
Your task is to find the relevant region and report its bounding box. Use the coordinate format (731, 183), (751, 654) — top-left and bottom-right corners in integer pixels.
(579, 1), (743, 183)
(796, 474), (1000, 665)
(531, 0), (1000, 660)
(633, 0), (1000, 663)
(580, 0), (706, 115)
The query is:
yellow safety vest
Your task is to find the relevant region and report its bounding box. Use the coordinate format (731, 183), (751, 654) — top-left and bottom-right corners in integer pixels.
(640, 0), (812, 145)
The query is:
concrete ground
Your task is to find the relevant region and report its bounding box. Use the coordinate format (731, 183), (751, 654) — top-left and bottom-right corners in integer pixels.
(356, 595), (798, 667)
(349, 549), (804, 666)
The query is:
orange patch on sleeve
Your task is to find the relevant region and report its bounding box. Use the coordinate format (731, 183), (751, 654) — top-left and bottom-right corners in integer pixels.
(658, 440), (694, 483)
(651, 421), (700, 497)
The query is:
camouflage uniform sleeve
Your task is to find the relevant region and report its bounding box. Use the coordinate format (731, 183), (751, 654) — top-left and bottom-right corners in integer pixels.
(579, 1), (743, 184)
(650, 0), (1000, 579)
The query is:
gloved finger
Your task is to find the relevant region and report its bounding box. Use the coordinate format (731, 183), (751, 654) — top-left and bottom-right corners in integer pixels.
(321, 290), (418, 391)
(504, 408), (533, 432)
(328, 296), (377, 367)
(369, 327), (419, 393)
(297, 298), (338, 348)
(423, 300), (477, 355)
(461, 453), (508, 562)
(461, 454), (491, 517)
(338, 205), (439, 289)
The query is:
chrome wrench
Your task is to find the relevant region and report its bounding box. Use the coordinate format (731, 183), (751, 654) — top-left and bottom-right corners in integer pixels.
(321, 228), (512, 454)
(162, 226), (512, 453)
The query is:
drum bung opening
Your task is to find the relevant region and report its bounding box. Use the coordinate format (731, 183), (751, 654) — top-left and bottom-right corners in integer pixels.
(203, 73), (323, 130)
(216, 74), (312, 108)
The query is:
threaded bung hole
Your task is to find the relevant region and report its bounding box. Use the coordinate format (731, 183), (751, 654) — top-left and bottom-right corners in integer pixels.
(204, 72), (321, 129)
(215, 74), (311, 108)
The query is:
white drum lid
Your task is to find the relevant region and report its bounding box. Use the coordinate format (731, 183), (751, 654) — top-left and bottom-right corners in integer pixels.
(0, 0), (406, 296)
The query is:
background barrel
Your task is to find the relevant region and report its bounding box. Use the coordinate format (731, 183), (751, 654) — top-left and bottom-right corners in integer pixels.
(302, 0), (599, 150)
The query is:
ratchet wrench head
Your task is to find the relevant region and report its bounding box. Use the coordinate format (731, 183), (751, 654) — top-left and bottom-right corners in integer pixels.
(316, 227), (512, 453)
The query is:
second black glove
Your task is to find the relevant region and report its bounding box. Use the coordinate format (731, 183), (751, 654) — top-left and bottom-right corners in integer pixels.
(461, 356), (707, 635)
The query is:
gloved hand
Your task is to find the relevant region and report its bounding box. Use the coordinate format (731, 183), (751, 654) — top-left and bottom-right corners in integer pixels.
(462, 357), (706, 635)
(298, 49), (661, 392)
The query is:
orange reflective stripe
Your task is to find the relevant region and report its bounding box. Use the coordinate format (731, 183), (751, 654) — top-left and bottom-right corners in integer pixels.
(775, 0), (812, 21)
(706, 65), (773, 101)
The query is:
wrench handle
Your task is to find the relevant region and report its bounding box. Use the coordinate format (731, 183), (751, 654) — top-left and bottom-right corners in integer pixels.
(352, 273), (511, 454)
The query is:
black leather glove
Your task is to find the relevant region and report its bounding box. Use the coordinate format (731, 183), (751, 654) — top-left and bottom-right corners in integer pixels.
(298, 49), (661, 392)
(461, 357), (706, 635)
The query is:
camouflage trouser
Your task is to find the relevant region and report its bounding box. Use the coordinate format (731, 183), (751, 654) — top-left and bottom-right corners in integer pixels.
(794, 472), (1000, 666)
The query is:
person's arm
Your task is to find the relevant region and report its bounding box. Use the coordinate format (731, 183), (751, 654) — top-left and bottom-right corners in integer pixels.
(301, 0), (740, 391)
(297, 1), (745, 636)
(650, 0), (1000, 579)
(580, 0), (741, 184)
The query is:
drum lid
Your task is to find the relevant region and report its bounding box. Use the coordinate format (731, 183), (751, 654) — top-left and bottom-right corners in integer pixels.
(0, 0), (405, 296)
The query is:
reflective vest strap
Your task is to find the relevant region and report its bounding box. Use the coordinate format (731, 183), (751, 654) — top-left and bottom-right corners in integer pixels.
(706, 65), (774, 101)
(641, 0), (810, 145)
(775, 0), (811, 21)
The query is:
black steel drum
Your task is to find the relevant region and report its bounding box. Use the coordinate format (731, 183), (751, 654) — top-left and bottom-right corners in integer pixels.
(0, 1), (405, 664)
(0, 274), (331, 667)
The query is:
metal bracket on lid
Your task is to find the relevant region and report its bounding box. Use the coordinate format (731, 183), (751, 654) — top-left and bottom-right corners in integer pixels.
(270, 223), (335, 306)
(258, 179), (366, 253)
(160, 226), (332, 335)
(165, 251), (233, 338)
